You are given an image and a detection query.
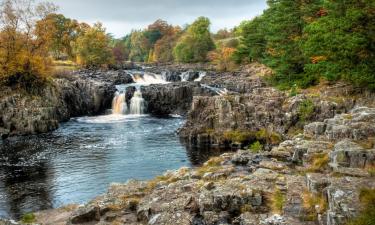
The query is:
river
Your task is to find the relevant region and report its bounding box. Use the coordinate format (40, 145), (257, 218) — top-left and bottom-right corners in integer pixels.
(0, 72), (217, 219)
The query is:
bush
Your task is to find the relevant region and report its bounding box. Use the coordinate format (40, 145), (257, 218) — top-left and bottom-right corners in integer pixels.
(249, 141), (263, 153)
(21, 213), (36, 223)
(271, 189), (285, 213)
(298, 99), (315, 122)
(223, 130), (254, 144)
(347, 189), (375, 225)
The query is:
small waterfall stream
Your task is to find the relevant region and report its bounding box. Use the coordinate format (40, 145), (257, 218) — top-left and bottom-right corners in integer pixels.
(112, 92), (127, 114)
(129, 87), (146, 114)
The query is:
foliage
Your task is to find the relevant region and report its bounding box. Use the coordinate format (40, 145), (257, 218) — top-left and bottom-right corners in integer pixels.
(249, 141), (263, 153)
(73, 23), (113, 68)
(255, 128), (282, 145)
(208, 47), (236, 71)
(307, 153), (329, 172)
(35, 13), (82, 59)
(347, 189), (375, 225)
(302, 0), (375, 90)
(112, 41), (127, 64)
(302, 190), (327, 221)
(298, 99), (315, 122)
(223, 130), (254, 144)
(235, 0), (375, 90)
(21, 213), (36, 223)
(0, 0), (57, 90)
(173, 17), (215, 63)
(271, 189), (285, 213)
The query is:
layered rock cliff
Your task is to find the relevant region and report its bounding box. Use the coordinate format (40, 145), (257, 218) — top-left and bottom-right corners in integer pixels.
(0, 72), (117, 138)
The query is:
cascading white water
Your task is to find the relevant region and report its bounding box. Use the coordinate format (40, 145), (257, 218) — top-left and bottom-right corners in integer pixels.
(180, 72), (190, 82)
(112, 92), (128, 114)
(194, 71), (207, 82)
(128, 71), (168, 85)
(129, 87), (146, 114)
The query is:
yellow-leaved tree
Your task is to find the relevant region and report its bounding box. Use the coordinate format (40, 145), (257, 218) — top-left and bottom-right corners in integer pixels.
(73, 23), (114, 68)
(0, 0), (57, 91)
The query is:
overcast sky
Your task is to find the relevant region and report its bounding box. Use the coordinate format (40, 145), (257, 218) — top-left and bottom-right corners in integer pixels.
(43, 0), (268, 38)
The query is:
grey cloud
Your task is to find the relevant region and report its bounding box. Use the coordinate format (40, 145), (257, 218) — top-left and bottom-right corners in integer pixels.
(41, 0), (267, 37)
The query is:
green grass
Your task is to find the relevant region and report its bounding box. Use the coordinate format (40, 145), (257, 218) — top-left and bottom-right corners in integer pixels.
(271, 189), (285, 213)
(249, 141), (263, 153)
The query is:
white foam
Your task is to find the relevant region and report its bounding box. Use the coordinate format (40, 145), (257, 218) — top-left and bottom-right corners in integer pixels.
(75, 114), (148, 124)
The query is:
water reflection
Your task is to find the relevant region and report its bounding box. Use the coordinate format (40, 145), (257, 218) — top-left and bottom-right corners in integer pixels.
(0, 115), (221, 219)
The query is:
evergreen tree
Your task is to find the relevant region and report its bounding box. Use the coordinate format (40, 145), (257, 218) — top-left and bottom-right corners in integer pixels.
(302, 0), (375, 89)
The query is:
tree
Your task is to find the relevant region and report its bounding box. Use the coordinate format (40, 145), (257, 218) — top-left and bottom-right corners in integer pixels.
(35, 13), (80, 59)
(112, 41), (127, 64)
(302, 0), (375, 89)
(233, 17), (267, 63)
(128, 30), (150, 62)
(73, 23), (113, 68)
(152, 26), (181, 63)
(174, 17), (215, 62)
(0, 0), (57, 90)
(208, 47), (236, 71)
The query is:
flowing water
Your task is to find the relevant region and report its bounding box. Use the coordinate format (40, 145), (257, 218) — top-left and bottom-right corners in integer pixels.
(0, 72), (220, 219)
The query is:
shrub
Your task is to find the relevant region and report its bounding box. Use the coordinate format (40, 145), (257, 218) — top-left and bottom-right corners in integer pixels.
(21, 213), (36, 223)
(302, 190), (327, 221)
(347, 189), (375, 225)
(223, 130), (254, 144)
(249, 141), (263, 153)
(271, 189), (285, 213)
(307, 153), (329, 173)
(255, 128), (282, 145)
(298, 99), (315, 122)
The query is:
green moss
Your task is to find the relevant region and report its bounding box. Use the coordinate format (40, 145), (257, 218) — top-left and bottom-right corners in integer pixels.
(21, 213), (36, 224)
(223, 130), (254, 144)
(347, 189), (375, 225)
(249, 141), (263, 153)
(298, 99), (315, 122)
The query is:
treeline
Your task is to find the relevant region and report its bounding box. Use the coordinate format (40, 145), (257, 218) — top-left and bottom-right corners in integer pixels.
(1, 0), (374, 91)
(235, 0), (375, 90)
(0, 0), (113, 90)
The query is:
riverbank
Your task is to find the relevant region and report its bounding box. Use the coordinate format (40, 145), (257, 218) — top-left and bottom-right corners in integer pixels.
(24, 106), (375, 225)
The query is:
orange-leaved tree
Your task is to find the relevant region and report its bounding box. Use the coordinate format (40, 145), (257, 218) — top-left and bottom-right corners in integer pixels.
(0, 0), (57, 91)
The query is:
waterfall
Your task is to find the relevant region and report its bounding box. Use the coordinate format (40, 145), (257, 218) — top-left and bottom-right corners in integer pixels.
(127, 71), (168, 85)
(129, 87), (146, 114)
(180, 72), (190, 82)
(112, 92), (127, 114)
(194, 71), (207, 82)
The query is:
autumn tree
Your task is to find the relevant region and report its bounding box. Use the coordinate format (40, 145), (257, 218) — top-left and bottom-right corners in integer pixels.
(174, 17), (215, 62)
(35, 14), (80, 59)
(0, 0), (57, 90)
(73, 23), (113, 68)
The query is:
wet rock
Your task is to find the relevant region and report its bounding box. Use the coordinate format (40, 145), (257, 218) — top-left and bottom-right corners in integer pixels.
(0, 72), (116, 137)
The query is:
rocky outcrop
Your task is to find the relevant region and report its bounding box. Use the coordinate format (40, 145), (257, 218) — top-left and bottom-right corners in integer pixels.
(179, 87), (352, 149)
(0, 72), (116, 137)
(140, 83), (214, 116)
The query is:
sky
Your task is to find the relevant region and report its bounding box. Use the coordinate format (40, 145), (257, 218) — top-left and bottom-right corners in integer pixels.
(43, 0), (268, 38)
